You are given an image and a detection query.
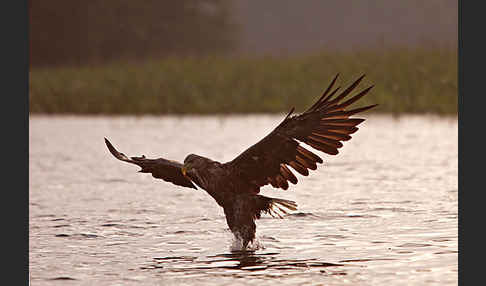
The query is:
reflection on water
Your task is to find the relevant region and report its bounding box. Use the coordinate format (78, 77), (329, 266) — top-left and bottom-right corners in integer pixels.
(29, 115), (457, 285)
(147, 251), (344, 272)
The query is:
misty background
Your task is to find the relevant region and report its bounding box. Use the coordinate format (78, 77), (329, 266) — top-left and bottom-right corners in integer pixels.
(29, 0), (457, 114)
(30, 0), (456, 66)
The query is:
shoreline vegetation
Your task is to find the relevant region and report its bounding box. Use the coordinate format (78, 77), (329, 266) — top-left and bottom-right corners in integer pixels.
(30, 47), (457, 115)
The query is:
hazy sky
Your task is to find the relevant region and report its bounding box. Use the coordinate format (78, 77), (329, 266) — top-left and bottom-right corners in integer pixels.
(232, 0), (457, 55)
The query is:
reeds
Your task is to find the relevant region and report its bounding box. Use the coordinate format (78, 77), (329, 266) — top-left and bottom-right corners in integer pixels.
(30, 47), (457, 115)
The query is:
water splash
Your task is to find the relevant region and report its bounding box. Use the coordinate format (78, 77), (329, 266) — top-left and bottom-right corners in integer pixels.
(230, 234), (265, 252)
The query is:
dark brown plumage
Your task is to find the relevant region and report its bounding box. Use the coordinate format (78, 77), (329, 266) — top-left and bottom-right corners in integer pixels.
(105, 74), (377, 249)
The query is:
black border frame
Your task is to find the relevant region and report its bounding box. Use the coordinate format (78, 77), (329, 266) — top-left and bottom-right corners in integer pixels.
(4, 0), (29, 284)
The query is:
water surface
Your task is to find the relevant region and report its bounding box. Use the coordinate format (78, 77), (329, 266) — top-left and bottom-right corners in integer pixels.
(29, 114), (457, 285)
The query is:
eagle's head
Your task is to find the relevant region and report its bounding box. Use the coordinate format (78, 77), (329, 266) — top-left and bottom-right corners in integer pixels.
(181, 154), (215, 189)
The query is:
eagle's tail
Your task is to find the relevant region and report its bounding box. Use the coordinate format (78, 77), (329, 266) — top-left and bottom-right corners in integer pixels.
(257, 195), (298, 219)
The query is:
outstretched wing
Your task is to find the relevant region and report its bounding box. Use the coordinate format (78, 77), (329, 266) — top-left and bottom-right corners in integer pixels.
(225, 74), (377, 192)
(104, 138), (197, 189)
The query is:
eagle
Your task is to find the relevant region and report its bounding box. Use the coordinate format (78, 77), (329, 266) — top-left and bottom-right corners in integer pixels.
(104, 74), (377, 250)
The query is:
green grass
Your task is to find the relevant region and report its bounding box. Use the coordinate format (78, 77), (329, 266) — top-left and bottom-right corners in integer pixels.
(30, 47), (457, 115)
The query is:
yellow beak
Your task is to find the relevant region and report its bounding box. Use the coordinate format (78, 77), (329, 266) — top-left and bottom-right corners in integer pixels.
(181, 167), (187, 176)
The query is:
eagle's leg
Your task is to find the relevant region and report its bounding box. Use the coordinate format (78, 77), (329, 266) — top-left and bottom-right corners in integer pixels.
(222, 194), (297, 250)
(223, 210), (256, 250)
(235, 222), (256, 250)
(223, 196), (258, 250)
(221, 193), (298, 250)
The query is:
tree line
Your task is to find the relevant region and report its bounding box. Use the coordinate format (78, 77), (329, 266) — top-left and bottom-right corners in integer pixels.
(30, 0), (238, 67)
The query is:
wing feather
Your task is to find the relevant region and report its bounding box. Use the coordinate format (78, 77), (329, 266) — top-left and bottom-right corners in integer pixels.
(225, 74), (376, 192)
(104, 138), (197, 189)
(280, 164), (298, 184)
